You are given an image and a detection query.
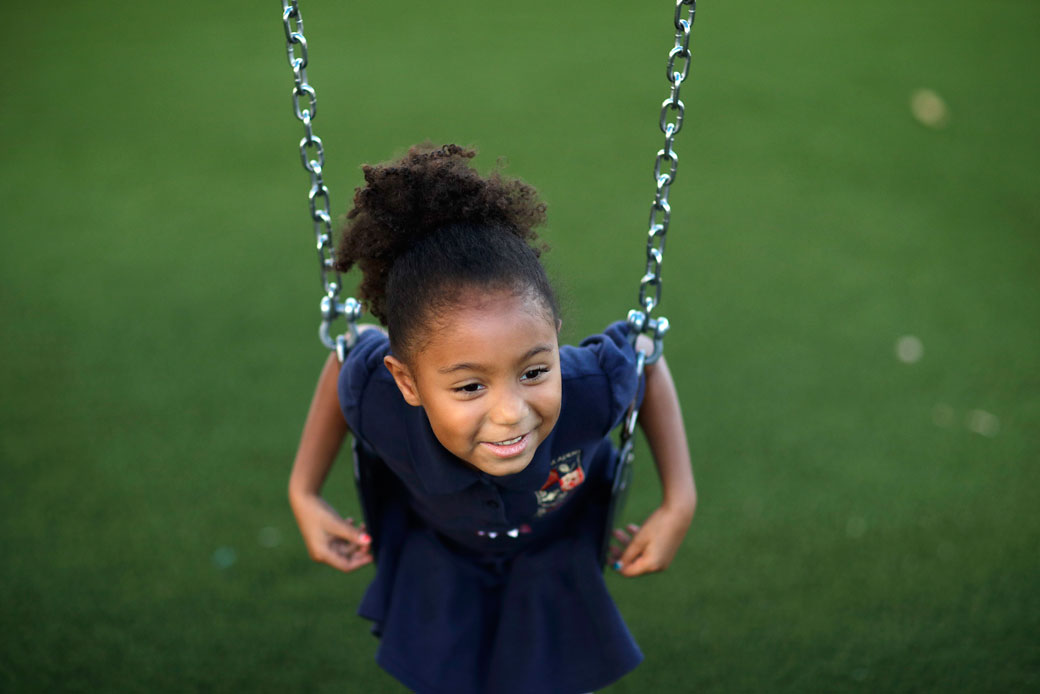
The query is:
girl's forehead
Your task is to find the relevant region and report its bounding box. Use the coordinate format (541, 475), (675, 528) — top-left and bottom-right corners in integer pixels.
(414, 290), (559, 369)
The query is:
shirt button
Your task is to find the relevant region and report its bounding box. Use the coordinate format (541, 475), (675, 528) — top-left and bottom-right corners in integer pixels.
(485, 499), (500, 509)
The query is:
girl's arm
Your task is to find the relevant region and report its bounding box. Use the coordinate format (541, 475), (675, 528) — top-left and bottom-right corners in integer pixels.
(288, 350), (373, 573)
(610, 338), (697, 577)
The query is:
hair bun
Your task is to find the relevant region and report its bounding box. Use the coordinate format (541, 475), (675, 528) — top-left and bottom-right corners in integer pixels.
(335, 143), (547, 324)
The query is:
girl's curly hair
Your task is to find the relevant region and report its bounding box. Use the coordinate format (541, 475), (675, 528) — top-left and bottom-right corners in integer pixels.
(335, 143), (557, 358)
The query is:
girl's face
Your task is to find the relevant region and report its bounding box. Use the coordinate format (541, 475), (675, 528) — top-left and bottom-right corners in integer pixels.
(383, 289), (562, 477)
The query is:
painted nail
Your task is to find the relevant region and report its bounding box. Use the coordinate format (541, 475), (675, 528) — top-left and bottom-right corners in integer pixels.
(360, 533), (372, 544)
(613, 561), (623, 571)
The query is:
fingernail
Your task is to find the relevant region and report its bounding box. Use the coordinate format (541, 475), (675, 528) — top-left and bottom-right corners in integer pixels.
(613, 561), (623, 571)
(360, 533), (372, 544)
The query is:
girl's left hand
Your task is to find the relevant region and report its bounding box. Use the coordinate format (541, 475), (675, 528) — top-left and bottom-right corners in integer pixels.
(608, 504), (693, 577)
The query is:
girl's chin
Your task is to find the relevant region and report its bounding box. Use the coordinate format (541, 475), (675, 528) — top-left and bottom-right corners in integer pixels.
(470, 453), (533, 477)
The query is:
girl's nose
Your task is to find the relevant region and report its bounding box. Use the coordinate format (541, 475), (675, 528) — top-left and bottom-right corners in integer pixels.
(490, 387), (528, 426)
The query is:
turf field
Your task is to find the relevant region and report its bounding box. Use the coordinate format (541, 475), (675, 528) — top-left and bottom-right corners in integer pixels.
(2, 0), (1037, 691)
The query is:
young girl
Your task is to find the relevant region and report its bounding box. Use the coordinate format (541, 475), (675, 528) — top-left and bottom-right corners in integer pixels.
(289, 144), (696, 694)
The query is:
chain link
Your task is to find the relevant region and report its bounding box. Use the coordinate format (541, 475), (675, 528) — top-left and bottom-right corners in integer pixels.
(281, 0), (351, 351)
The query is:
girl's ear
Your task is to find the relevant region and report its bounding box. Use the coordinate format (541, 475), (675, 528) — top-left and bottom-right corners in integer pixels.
(556, 318), (563, 334)
(383, 355), (422, 407)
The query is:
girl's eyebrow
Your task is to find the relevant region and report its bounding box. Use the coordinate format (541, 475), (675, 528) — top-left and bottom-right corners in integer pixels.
(437, 344), (554, 374)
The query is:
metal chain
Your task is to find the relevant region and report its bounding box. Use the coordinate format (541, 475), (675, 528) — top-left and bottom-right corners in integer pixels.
(605, 3), (698, 562)
(281, 0), (359, 353)
(629, 0), (696, 360)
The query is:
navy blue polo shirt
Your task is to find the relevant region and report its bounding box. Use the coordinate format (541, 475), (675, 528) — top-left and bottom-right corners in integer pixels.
(338, 321), (641, 554)
(337, 321), (646, 694)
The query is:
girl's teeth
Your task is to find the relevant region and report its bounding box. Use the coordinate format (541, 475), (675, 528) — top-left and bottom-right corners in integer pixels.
(495, 435), (522, 445)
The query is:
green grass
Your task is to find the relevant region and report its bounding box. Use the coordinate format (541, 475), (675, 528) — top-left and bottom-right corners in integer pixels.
(2, 0), (1038, 691)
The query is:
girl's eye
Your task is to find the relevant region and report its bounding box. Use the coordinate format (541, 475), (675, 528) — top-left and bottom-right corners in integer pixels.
(454, 383), (484, 394)
(521, 367), (550, 382)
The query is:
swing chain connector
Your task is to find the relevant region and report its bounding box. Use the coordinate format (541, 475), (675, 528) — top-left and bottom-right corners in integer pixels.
(320, 295), (361, 360)
(626, 309), (669, 366)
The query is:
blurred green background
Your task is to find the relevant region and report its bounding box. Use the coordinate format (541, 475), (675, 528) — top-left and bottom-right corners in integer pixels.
(2, 0), (1037, 691)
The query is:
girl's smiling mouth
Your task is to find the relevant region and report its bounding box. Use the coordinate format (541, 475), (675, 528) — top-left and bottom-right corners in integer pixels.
(480, 432), (532, 458)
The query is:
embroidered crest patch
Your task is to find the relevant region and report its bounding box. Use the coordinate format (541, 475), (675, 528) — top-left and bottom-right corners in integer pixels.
(535, 450), (585, 516)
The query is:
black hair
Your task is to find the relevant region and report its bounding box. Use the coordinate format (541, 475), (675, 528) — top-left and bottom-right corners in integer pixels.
(334, 143), (558, 359)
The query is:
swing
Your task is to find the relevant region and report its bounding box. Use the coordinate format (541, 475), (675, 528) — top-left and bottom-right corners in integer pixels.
(278, 0), (698, 567)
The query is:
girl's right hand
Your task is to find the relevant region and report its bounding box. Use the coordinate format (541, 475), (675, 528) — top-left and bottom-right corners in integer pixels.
(289, 491), (373, 573)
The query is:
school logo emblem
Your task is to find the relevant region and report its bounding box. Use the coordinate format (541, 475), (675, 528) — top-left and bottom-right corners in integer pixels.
(535, 450), (585, 516)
